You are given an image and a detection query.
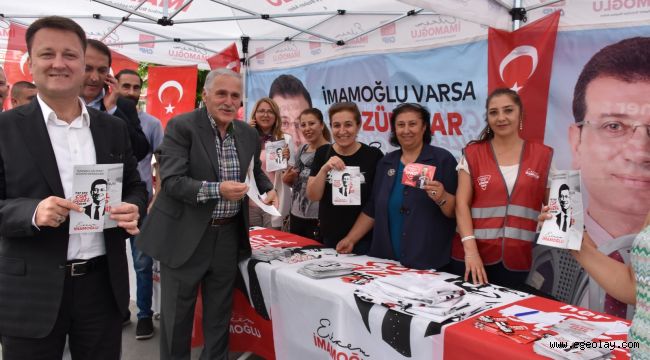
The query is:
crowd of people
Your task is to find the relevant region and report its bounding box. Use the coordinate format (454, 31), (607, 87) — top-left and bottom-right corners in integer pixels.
(0, 15), (648, 360)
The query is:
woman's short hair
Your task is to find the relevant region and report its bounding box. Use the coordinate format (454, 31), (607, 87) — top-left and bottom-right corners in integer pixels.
(328, 102), (361, 126)
(389, 103), (432, 147)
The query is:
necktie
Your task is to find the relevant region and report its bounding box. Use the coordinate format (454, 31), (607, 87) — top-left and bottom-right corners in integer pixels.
(562, 214), (567, 232)
(93, 206), (100, 220)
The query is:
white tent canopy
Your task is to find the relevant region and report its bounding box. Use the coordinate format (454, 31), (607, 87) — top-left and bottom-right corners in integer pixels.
(0, 0), (580, 70)
(2, 0), (649, 71)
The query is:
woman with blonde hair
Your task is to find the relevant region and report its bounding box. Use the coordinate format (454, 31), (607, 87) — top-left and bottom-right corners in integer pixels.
(248, 97), (295, 229)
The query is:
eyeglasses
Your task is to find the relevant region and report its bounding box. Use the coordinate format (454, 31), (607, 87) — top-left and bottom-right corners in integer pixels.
(577, 120), (650, 140)
(256, 109), (275, 116)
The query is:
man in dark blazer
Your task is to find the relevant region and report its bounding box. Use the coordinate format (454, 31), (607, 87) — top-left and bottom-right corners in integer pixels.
(0, 16), (147, 359)
(137, 68), (276, 360)
(82, 39), (150, 163)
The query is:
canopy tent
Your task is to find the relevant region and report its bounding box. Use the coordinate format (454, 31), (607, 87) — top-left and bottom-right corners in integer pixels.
(3, 0), (636, 72)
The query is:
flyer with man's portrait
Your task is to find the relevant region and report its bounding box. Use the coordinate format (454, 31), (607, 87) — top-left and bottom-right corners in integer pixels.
(331, 167), (361, 206)
(265, 139), (287, 172)
(69, 164), (123, 234)
(538, 170), (583, 250)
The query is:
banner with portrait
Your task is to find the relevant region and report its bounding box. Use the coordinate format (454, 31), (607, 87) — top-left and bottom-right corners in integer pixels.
(246, 39), (488, 157)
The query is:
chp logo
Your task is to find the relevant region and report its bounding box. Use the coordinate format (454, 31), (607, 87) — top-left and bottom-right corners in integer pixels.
(254, 47), (265, 65)
(139, 34), (155, 54)
(158, 80), (184, 114)
(308, 35), (321, 56)
(525, 168), (540, 180)
(380, 22), (396, 44)
(229, 313), (261, 338)
(313, 318), (370, 360)
(477, 175), (491, 190)
(498, 45), (539, 92)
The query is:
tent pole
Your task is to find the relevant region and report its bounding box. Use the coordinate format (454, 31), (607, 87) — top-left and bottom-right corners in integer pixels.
(511, 0), (524, 30)
(241, 36), (249, 122)
(99, 0), (148, 43)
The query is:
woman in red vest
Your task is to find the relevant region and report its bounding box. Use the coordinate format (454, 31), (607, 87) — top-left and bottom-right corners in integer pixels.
(451, 88), (553, 289)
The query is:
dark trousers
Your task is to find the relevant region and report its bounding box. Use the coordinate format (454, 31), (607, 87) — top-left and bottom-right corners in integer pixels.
(1, 262), (122, 360)
(160, 222), (239, 360)
(289, 213), (320, 241)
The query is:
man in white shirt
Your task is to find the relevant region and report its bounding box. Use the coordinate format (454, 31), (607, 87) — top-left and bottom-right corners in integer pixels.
(0, 16), (147, 359)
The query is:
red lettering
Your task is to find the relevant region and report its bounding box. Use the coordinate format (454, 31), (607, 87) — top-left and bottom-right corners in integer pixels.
(431, 113), (447, 135)
(362, 111), (374, 131)
(447, 112), (463, 135)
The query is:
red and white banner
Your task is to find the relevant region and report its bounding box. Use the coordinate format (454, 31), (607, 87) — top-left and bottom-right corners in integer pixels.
(3, 23), (30, 110)
(146, 65), (198, 128)
(110, 50), (139, 75)
(488, 12), (560, 142)
(207, 42), (241, 73)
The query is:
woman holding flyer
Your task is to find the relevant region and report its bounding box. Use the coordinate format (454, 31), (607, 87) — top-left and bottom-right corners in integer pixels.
(335, 103), (458, 270)
(307, 102), (383, 254)
(282, 108), (331, 240)
(451, 88), (553, 288)
(248, 97), (295, 229)
(545, 211), (650, 358)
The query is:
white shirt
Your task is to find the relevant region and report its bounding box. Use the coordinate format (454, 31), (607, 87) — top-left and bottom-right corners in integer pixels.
(37, 95), (106, 260)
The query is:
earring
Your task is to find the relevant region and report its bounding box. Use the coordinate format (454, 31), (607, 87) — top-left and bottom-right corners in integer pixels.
(486, 127), (491, 134)
(519, 120), (523, 131)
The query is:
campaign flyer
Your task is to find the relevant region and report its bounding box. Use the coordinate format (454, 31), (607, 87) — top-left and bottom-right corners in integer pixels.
(538, 170), (583, 250)
(401, 163), (436, 189)
(265, 139), (287, 172)
(331, 166), (361, 206)
(69, 164), (123, 234)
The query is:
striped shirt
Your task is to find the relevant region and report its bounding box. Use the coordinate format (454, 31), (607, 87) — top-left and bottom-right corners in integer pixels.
(196, 113), (241, 219)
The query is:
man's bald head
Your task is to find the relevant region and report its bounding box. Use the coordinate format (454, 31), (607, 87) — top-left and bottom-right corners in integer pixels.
(11, 81), (37, 108)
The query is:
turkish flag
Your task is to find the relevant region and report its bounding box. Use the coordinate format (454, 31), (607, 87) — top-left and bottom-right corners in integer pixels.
(3, 23), (31, 110)
(110, 50), (139, 75)
(147, 65), (198, 128)
(207, 42), (241, 73)
(488, 12), (560, 142)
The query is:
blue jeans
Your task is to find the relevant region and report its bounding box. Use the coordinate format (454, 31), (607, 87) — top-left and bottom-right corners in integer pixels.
(130, 237), (154, 319)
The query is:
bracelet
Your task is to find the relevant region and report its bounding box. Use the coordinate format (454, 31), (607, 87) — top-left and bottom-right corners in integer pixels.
(461, 235), (476, 242)
(464, 252), (480, 258)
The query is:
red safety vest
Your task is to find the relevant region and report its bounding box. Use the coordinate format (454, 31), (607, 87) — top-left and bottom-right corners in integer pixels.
(452, 141), (552, 271)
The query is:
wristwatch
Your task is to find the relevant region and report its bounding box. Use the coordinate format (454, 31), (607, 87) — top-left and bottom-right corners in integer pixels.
(436, 198), (447, 207)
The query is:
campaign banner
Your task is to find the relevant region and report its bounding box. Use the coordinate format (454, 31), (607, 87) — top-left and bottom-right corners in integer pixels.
(247, 40), (487, 157)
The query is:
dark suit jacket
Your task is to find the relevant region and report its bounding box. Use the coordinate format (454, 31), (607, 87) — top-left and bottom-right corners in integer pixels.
(83, 203), (105, 219)
(101, 97), (150, 162)
(0, 99), (147, 338)
(556, 211), (568, 232)
(137, 108), (273, 269)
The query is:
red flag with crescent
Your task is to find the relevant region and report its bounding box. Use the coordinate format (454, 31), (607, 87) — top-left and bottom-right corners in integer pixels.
(488, 11), (560, 142)
(147, 65), (198, 128)
(110, 50), (139, 75)
(207, 42), (241, 73)
(3, 23), (31, 110)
